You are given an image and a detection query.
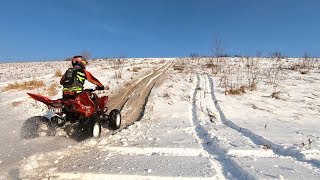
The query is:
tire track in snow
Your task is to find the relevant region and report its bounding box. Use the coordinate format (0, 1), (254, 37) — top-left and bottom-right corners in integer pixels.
(116, 62), (171, 128)
(207, 74), (320, 170)
(107, 62), (171, 113)
(192, 74), (255, 179)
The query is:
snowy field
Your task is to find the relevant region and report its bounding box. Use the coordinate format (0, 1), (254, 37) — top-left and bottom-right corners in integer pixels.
(0, 57), (319, 179)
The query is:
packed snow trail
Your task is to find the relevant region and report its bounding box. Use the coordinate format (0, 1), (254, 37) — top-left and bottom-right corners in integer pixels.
(119, 62), (171, 128)
(192, 74), (320, 179)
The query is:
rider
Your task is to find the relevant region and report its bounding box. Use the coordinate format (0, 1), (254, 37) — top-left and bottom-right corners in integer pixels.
(60, 55), (106, 99)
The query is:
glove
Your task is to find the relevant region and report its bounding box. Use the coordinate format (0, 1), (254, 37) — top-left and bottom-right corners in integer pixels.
(96, 86), (105, 90)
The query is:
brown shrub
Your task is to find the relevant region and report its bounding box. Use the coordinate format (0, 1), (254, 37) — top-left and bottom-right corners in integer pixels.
(227, 86), (246, 95)
(262, 144), (272, 149)
(248, 83), (257, 91)
(173, 65), (184, 72)
(132, 67), (141, 72)
(271, 91), (280, 99)
(3, 80), (45, 91)
(54, 69), (63, 77)
(47, 83), (59, 96)
(299, 68), (309, 75)
(204, 63), (217, 68)
(288, 64), (300, 71)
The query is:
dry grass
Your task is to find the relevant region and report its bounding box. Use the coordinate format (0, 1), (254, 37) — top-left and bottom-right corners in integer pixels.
(262, 144), (272, 149)
(47, 83), (59, 96)
(11, 101), (24, 107)
(271, 91), (281, 99)
(248, 83), (257, 91)
(3, 80), (45, 91)
(54, 69), (63, 77)
(204, 63), (217, 69)
(173, 65), (184, 72)
(288, 64), (301, 71)
(163, 92), (171, 99)
(299, 68), (309, 75)
(227, 86), (246, 95)
(111, 57), (126, 79)
(132, 67), (142, 72)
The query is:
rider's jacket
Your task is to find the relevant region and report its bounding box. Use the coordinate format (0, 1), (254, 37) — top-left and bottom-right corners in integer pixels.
(60, 65), (103, 95)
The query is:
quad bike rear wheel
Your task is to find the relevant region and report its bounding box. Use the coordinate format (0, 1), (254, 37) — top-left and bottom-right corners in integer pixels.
(109, 109), (121, 130)
(20, 116), (55, 139)
(76, 116), (102, 141)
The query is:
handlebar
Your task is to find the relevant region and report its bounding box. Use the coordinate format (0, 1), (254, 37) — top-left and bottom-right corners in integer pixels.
(84, 89), (95, 93)
(84, 85), (109, 92)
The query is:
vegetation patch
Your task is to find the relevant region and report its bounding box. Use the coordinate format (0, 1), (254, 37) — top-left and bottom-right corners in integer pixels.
(11, 101), (24, 107)
(54, 69), (63, 77)
(132, 66), (142, 72)
(299, 68), (309, 75)
(204, 63), (217, 69)
(227, 86), (246, 95)
(173, 65), (184, 72)
(3, 80), (45, 91)
(47, 83), (59, 96)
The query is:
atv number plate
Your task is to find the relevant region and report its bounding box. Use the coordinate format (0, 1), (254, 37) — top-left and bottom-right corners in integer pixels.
(49, 107), (62, 113)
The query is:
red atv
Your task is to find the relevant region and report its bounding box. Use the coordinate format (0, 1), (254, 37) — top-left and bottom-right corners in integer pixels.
(21, 89), (121, 140)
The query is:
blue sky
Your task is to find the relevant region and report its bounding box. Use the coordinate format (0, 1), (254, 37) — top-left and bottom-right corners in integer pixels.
(0, 0), (320, 61)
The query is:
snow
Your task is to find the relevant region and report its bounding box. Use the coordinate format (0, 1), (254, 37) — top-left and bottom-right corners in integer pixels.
(0, 58), (319, 179)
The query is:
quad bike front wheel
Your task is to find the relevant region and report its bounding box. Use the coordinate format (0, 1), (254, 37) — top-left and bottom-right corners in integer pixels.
(109, 109), (121, 130)
(20, 116), (55, 139)
(92, 120), (101, 138)
(88, 115), (102, 139)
